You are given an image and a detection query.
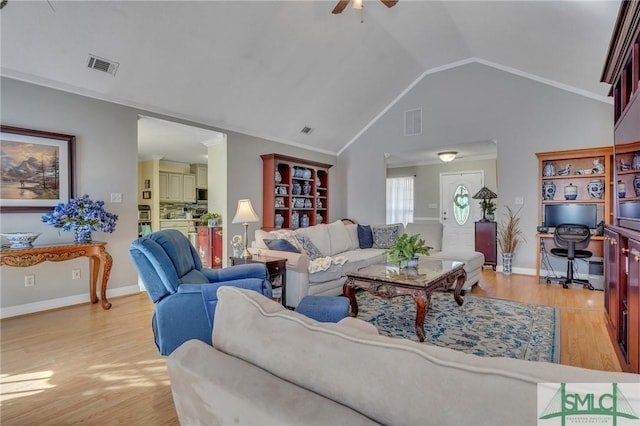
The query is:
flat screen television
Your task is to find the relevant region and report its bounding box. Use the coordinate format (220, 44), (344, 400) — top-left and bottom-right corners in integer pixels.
(544, 204), (598, 229)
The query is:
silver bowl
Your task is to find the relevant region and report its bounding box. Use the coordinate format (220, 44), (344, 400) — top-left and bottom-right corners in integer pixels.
(1, 232), (41, 248)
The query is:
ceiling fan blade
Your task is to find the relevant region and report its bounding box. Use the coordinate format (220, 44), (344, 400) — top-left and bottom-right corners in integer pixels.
(380, 0), (398, 8)
(332, 0), (350, 14)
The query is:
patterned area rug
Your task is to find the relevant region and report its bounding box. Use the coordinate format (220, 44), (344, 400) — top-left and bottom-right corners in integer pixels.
(355, 290), (560, 363)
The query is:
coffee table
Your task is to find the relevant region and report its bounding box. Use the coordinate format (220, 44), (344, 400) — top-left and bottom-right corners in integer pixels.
(343, 258), (466, 342)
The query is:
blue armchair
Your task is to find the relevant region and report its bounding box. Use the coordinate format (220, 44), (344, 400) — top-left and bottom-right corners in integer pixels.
(129, 229), (272, 355)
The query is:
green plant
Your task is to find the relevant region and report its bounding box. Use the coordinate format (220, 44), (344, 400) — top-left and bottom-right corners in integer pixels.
(484, 199), (496, 215)
(497, 206), (525, 253)
(388, 233), (432, 263)
(200, 212), (222, 225)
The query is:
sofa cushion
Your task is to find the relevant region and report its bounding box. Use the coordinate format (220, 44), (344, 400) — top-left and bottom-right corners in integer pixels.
(296, 224), (331, 256)
(371, 223), (403, 249)
(255, 229), (302, 252)
(308, 264), (343, 283)
(405, 222), (443, 252)
(295, 235), (323, 260)
(327, 220), (353, 255)
(357, 224), (374, 249)
(344, 224), (360, 251)
(340, 249), (388, 274)
(264, 238), (300, 253)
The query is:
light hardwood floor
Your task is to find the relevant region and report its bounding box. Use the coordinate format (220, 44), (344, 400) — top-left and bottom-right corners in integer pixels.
(0, 270), (622, 425)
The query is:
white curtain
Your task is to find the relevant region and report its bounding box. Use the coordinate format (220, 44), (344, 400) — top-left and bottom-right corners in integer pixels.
(386, 176), (414, 225)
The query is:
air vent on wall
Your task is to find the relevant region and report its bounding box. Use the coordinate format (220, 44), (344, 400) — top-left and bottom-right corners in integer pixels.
(404, 108), (422, 136)
(86, 54), (119, 76)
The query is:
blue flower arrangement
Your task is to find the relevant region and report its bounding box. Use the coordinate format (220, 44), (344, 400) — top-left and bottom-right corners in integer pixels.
(42, 194), (118, 242)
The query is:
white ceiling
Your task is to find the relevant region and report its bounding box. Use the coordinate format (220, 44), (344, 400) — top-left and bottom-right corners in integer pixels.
(0, 1), (620, 164)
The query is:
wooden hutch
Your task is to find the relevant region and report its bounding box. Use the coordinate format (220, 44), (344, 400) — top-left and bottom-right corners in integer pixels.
(601, 0), (640, 374)
(261, 154), (332, 231)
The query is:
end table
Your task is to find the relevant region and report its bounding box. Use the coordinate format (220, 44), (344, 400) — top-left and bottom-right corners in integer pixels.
(230, 255), (287, 307)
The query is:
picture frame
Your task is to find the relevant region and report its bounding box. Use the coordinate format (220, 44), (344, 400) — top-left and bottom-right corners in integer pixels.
(142, 191), (151, 199)
(0, 126), (76, 213)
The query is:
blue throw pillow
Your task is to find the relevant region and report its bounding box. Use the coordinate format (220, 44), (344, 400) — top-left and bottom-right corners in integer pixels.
(264, 238), (300, 253)
(357, 224), (373, 249)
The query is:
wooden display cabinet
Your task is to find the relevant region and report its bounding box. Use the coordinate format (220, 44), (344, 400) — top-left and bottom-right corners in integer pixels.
(196, 226), (222, 269)
(261, 153), (332, 230)
(535, 147), (613, 283)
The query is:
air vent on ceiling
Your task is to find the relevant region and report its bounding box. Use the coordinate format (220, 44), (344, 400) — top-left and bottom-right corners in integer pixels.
(86, 54), (119, 76)
(404, 108), (422, 136)
(300, 126), (314, 135)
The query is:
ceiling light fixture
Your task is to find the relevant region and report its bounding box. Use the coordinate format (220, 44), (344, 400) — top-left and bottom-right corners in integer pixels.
(353, 0), (363, 9)
(438, 151), (457, 162)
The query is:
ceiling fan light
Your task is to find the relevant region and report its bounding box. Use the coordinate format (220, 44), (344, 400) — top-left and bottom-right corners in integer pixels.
(353, 0), (363, 9)
(438, 151), (457, 162)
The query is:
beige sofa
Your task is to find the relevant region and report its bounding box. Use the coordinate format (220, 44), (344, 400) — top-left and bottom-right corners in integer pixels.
(250, 220), (484, 307)
(167, 287), (639, 425)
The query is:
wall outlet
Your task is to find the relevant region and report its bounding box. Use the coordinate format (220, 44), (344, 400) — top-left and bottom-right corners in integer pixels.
(24, 275), (35, 287)
(72, 269), (81, 280)
(514, 197), (524, 205)
(110, 192), (123, 203)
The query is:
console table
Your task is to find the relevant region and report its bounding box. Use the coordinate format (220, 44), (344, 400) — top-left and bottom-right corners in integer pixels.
(0, 242), (113, 310)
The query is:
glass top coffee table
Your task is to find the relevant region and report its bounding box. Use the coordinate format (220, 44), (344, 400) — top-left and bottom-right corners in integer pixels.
(343, 258), (466, 342)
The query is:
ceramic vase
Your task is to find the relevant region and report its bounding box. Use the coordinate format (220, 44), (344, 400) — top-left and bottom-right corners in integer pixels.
(400, 256), (419, 269)
(291, 211), (299, 229)
(542, 162), (556, 177)
(542, 181), (556, 200)
(74, 226), (93, 243)
(587, 179), (604, 199)
(634, 175), (640, 196)
(291, 182), (302, 195)
(502, 253), (513, 275)
(564, 183), (578, 200)
(633, 152), (640, 170)
(303, 181), (311, 195)
(316, 213), (323, 224)
(275, 170), (282, 183)
(618, 180), (626, 198)
(275, 213), (284, 229)
(301, 214), (310, 228)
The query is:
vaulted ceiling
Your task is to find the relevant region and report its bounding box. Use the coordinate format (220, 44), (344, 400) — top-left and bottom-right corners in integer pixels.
(0, 1), (620, 162)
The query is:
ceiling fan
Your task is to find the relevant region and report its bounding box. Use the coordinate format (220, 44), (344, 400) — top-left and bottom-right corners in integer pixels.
(332, 0), (398, 14)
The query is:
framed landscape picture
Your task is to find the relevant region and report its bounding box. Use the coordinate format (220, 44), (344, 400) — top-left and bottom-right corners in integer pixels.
(0, 126), (76, 212)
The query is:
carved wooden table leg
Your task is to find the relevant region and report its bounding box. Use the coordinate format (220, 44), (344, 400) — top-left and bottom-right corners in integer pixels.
(342, 278), (358, 317)
(413, 293), (428, 342)
(89, 255), (100, 305)
(100, 249), (113, 309)
(453, 270), (467, 306)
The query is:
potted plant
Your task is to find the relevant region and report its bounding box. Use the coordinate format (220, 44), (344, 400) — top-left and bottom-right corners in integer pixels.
(388, 233), (432, 268)
(484, 199), (496, 221)
(200, 212), (222, 227)
(497, 206), (525, 275)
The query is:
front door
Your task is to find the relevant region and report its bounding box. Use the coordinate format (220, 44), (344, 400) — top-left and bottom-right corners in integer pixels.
(440, 171), (483, 251)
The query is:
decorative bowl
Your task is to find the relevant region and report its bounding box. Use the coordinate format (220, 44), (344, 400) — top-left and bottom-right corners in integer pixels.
(1, 232), (41, 248)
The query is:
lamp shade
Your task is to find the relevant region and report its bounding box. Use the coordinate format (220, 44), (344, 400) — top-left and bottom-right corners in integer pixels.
(437, 151), (457, 162)
(472, 187), (498, 200)
(232, 199), (260, 224)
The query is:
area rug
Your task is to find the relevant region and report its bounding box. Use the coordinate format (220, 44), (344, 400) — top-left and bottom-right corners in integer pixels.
(355, 291), (560, 363)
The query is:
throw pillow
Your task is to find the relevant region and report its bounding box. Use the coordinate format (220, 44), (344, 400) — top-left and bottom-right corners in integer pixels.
(295, 235), (323, 260)
(371, 223), (403, 249)
(263, 239), (300, 253)
(357, 224), (374, 249)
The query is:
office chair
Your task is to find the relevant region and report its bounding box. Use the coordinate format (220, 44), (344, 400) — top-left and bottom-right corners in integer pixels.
(550, 223), (594, 290)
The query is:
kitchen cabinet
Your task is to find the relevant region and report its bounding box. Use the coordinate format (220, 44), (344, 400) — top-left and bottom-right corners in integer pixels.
(261, 153), (332, 230)
(475, 221), (497, 269)
(191, 164), (208, 188)
(159, 172), (196, 202)
(628, 238), (640, 373)
(159, 220), (196, 237)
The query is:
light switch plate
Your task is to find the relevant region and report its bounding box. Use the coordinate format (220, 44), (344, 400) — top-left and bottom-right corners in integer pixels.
(110, 193), (123, 203)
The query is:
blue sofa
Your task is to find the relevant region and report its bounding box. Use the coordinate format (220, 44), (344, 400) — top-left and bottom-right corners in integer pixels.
(129, 229), (271, 355)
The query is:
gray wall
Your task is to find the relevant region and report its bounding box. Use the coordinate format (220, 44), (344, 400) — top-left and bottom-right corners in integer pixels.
(0, 77), (336, 314)
(339, 62), (613, 272)
(388, 159), (497, 220)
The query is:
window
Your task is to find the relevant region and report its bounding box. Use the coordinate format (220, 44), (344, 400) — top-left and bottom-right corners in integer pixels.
(386, 176), (414, 225)
(452, 184), (470, 225)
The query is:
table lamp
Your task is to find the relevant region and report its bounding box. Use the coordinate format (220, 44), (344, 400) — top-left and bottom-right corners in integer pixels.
(471, 186), (498, 222)
(232, 199), (260, 259)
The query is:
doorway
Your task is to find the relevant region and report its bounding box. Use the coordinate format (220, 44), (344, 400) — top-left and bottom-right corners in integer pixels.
(440, 171), (483, 251)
